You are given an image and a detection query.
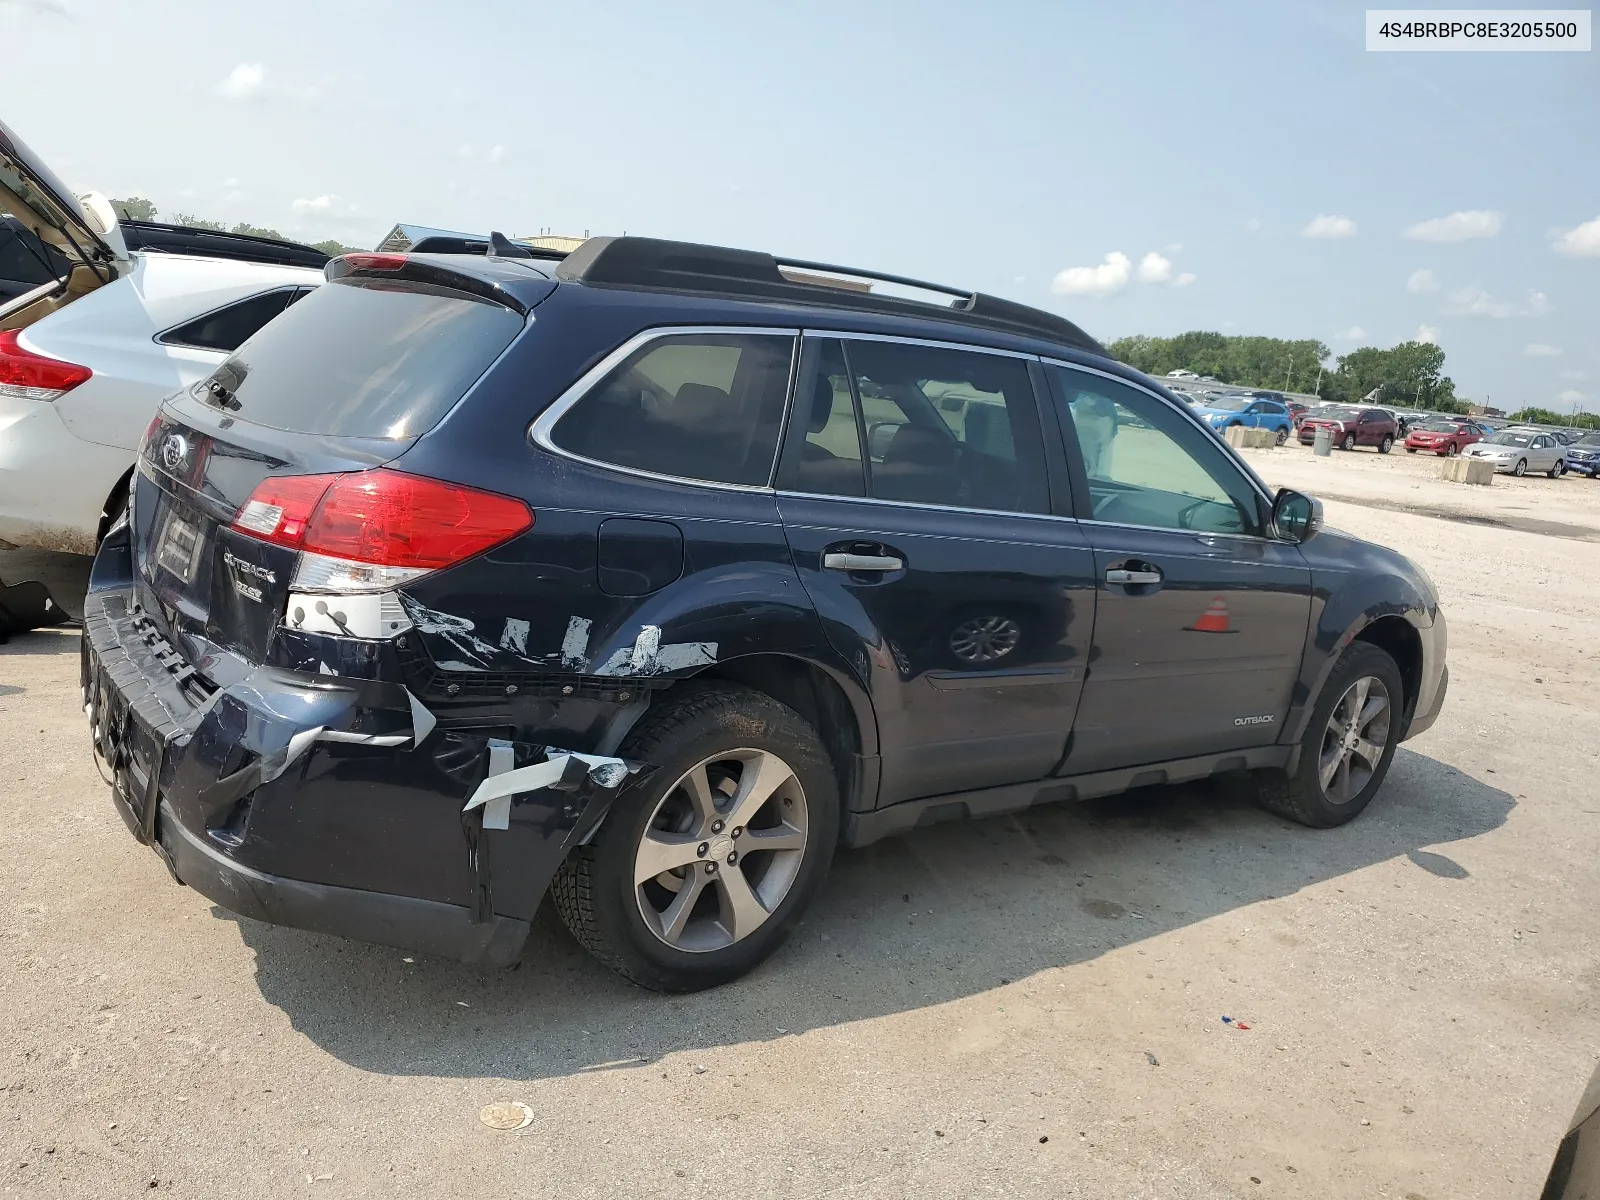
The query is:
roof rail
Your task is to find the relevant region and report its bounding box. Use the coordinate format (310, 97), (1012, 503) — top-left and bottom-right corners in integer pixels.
(118, 221), (329, 269)
(554, 236), (1103, 353)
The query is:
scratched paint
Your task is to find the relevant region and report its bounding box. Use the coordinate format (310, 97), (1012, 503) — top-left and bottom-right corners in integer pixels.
(397, 595), (501, 669)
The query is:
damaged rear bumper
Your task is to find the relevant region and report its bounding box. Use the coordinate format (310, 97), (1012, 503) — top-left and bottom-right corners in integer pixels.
(82, 528), (639, 966)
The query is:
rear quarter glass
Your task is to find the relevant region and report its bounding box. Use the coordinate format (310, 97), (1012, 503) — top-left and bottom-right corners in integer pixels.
(197, 277), (524, 438)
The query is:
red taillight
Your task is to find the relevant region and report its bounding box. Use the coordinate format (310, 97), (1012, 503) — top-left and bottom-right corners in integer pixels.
(0, 330), (92, 400)
(341, 253), (407, 271)
(232, 469), (532, 569)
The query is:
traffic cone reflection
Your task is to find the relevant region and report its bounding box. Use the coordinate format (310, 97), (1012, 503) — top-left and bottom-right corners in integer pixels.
(1187, 596), (1231, 633)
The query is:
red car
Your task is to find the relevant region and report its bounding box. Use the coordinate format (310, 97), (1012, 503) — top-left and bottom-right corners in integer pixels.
(1405, 420), (1484, 457)
(1286, 400), (1310, 428)
(1297, 405), (1397, 452)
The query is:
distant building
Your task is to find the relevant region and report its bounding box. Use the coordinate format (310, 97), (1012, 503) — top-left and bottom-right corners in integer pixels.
(1468, 404), (1505, 417)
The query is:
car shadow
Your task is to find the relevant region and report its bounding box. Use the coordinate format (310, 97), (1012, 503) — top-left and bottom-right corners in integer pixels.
(226, 745), (1511, 1082)
(0, 626), (82, 657)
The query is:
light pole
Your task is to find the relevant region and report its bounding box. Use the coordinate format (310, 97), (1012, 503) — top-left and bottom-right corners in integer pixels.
(1283, 354), (1294, 391)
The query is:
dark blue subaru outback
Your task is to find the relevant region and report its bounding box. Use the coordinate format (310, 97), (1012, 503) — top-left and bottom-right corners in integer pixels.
(83, 237), (1448, 990)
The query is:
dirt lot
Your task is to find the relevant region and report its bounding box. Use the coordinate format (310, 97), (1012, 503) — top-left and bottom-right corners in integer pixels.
(2, 446), (1597, 1199)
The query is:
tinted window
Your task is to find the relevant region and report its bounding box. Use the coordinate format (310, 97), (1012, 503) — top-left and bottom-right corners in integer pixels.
(1050, 365), (1258, 535)
(551, 332), (794, 487)
(836, 339), (1048, 514)
(200, 278), (523, 437)
(161, 288), (306, 353)
(776, 339), (866, 497)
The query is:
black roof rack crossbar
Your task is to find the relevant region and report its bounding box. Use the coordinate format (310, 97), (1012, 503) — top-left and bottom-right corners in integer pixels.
(554, 236), (1102, 354)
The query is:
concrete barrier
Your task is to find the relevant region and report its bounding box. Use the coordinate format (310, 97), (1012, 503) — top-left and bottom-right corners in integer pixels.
(1224, 426), (1278, 449)
(1441, 457), (1495, 485)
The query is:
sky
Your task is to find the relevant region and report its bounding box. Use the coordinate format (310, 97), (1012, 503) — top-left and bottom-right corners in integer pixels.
(2, 0), (1596, 411)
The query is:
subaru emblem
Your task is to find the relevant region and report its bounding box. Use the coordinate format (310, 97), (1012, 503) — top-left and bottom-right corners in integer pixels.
(160, 433), (189, 471)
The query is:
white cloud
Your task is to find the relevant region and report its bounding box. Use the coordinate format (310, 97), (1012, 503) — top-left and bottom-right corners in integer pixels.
(487, 144), (506, 165)
(1174, 272), (1196, 287)
(289, 194), (361, 222)
(1334, 326), (1367, 340)
(216, 63), (265, 100)
(1165, 242), (1183, 254)
(1051, 252), (1132, 297)
(457, 143), (474, 159)
(1415, 324), (1440, 344)
(1558, 389), (1586, 408)
(1555, 215), (1600, 257)
(1302, 214), (1357, 239)
(1560, 369), (1590, 381)
(1136, 251), (1173, 284)
(1246, 218), (1262, 232)
(1404, 210), (1503, 243)
(1444, 285), (1550, 318)
(291, 195), (334, 213)
(1406, 268), (1440, 294)
(1525, 343), (1562, 357)
(222, 176), (240, 189)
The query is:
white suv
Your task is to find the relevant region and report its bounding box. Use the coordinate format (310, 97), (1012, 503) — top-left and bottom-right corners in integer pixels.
(1, 117), (325, 554)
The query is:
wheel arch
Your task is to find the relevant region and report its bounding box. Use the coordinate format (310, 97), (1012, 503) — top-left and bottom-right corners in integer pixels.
(689, 652), (879, 816)
(94, 464), (135, 547)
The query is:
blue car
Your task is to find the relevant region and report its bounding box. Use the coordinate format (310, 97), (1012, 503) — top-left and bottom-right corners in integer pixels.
(1564, 431), (1600, 478)
(1192, 396), (1294, 444)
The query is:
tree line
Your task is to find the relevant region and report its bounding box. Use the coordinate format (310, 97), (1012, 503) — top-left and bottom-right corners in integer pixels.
(1107, 331), (1468, 412)
(110, 197), (359, 258)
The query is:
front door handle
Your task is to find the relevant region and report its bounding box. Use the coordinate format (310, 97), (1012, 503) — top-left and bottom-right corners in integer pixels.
(1105, 567), (1162, 585)
(824, 552), (904, 572)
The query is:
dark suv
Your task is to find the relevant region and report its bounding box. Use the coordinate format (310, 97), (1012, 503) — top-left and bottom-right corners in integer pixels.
(82, 238), (1448, 990)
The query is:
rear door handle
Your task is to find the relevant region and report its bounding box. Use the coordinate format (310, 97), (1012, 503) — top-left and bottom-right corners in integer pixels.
(1105, 567), (1162, 585)
(824, 552), (904, 572)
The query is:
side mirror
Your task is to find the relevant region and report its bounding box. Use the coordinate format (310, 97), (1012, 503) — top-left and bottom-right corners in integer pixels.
(1272, 488), (1322, 543)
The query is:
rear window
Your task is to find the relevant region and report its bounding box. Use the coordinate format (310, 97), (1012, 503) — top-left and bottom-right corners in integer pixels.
(198, 277), (523, 437)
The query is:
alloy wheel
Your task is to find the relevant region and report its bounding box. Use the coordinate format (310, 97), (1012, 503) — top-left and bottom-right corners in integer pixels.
(1514, 459), (1527, 476)
(633, 749), (809, 953)
(1317, 675), (1392, 804)
(1341, 434), (1356, 451)
(949, 614), (1022, 664)
(1447, 444), (1459, 456)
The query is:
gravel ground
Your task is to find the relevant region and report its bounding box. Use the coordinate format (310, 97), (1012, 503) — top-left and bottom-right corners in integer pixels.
(1, 448), (1596, 1199)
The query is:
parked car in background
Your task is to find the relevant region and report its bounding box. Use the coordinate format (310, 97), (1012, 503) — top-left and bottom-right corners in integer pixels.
(1404, 420), (1483, 457)
(1, 116), (327, 554)
(1285, 400), (1310, 427)
(82, 234), (1447, 991)
(1298, 405), (1397, 452)
(1463, 430), (1567, 477)
(1561, 432), (1600, 478)
(1192, 395), (1293, 443)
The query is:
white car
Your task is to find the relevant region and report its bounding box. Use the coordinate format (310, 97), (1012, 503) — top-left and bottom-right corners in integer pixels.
(1, 117), (325, 555)
(1463, 430), (1568, 477)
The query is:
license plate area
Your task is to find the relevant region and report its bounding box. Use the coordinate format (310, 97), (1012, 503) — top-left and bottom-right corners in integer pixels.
(155, 510), (205, 583)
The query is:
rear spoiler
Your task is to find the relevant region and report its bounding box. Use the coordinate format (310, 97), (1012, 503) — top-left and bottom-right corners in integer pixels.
(326, 253), (532, 315)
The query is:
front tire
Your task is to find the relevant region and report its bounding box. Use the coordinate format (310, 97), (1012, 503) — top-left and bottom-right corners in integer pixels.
(1513, 458), (1528, 477)
(551, 683), (839, 991)
(1254, 642), (1404, 829)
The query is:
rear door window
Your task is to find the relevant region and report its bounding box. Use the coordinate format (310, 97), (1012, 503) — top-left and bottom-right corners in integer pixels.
(812, 338), (1050, 514)
(198, 277), (525, 437)
(548, 332), (796, 487)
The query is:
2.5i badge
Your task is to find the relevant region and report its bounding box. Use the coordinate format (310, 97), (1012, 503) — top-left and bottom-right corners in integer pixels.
(222, 548), (276, 604)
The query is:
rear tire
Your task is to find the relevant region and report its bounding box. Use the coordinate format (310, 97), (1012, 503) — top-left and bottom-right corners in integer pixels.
(1254, 642), (1404, 829)
(1549, 460), (1565, 478)
(1340, 433), (1356, 451)
(1274, 428), (1288, 446)
(1379, 435), (1394, 454)
(551, 683), (839, 991)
